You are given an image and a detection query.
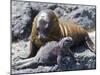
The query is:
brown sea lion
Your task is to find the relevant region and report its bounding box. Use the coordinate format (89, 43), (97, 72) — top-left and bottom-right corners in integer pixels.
(23, 9), (95, 58)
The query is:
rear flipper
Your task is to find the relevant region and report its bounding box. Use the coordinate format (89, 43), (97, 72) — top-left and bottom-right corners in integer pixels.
(12, 57), (39, 70)
(85, 35), (96, 54)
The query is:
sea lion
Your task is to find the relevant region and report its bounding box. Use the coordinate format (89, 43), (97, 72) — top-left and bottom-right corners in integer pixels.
(13, 37), (74, 70)
(24, 9), (95, 58)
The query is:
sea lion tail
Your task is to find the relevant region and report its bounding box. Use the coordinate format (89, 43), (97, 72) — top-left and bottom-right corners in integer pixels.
(85, 36), (96, 54)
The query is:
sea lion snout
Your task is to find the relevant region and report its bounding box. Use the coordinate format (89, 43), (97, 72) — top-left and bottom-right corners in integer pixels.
(58, 37), (73, 48)
(63, 37), (73, 47)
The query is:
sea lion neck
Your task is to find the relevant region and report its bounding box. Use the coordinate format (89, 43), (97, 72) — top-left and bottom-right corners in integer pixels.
(48, 21), (63, 41)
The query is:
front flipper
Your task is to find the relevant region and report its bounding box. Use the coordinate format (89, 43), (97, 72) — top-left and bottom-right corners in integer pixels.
(85, 36), (96, 54)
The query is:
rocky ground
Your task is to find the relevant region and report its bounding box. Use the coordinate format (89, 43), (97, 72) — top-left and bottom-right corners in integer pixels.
(11, 32), (96, 74)
(11, 0), (96, 74)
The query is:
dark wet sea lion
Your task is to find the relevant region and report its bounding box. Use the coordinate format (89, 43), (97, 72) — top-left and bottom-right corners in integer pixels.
(13, 37), (74, 69)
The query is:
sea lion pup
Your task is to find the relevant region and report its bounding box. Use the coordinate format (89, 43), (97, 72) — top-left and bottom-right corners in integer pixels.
(13, 37), (73, 69)
(24, 9), (95, 58)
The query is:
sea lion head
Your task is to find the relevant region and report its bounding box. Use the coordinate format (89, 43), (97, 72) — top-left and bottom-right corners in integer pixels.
(34, 9), (59, 40)
(58, 37), (73, 48)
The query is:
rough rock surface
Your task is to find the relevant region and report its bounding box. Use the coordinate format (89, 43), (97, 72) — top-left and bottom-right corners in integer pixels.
(11, 1), (96, 41)
(11, 1), (33, 41)
(11, 32), (96, 74)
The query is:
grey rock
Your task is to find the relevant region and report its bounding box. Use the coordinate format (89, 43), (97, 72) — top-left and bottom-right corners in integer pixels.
(30, 2), (57, 11)
(12, 1), (33, 41)
(60, 6), (96, 30)
(54, 7), (66, 17)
